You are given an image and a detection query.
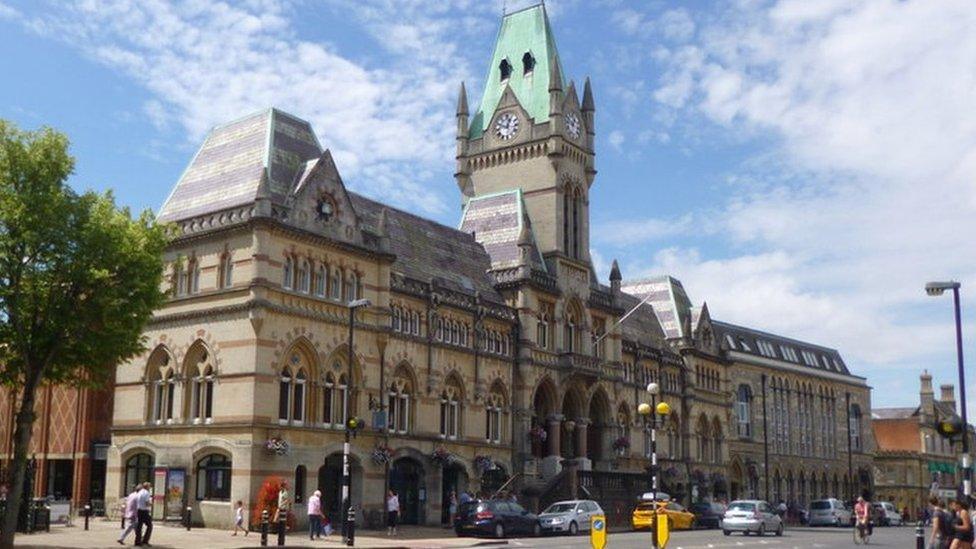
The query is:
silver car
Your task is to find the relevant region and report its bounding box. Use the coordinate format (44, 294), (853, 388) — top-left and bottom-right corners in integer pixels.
(809, 498), (852, 526)
(538, 500), (604, 535)
(721, 500), (784, 537)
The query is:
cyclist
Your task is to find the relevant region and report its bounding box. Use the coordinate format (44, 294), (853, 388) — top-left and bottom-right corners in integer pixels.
(854, 496), (872, 542)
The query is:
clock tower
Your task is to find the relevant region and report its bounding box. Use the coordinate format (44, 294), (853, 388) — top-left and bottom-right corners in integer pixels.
(456, 3), (595, 265)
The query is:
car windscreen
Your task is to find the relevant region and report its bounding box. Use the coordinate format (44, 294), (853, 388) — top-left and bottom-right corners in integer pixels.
(728, 502), (756, 512)
(810, 501), (831, 510)
(636, 502), (661, 511)
(544, 503), (577, 513)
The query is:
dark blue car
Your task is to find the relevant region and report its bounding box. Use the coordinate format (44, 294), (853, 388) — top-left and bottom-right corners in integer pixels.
(455, 500), (542, 538)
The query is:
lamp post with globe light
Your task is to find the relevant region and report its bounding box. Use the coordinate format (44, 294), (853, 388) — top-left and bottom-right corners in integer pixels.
(343, 298), (371, 546)
(925, 281), (971, 497)
(639, 382), (672, 548)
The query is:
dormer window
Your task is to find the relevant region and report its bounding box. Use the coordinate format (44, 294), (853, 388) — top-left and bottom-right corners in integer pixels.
(499, 59), (512, 81)
(522, 52), (535, 74)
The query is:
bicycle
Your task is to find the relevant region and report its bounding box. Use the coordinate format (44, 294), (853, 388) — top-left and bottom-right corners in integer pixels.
(853, 520), (871, 545)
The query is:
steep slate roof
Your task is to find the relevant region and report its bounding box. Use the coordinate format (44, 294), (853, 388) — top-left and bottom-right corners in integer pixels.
(458, 189), (545, 271)
(351, 193), (505, 305)
(872, 407), (917, 420)
(620, 276), (693, 339)
(712, 320), (853, 376)
(158, 108), (322, 222)
(469, 3), (565, 138)
(617, 292), (668, 347)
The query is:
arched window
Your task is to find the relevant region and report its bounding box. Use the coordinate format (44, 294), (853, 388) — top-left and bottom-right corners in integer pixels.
(522, 51), (535, 74)
(283, 257), (294, 290)
(298, 260), (311, 293)
(439, 377), (463, 440)
(562, 189), (570, 253)
(314, 265), (326, 297)
(196, 453), (231, 501)
(294, 465), (306, 503)
(124, 453), (154, 494)
(850, 403), (863, 451)
(219, 253), (233, 289)
(564, 303), (581, 353)
(155, 370), (176, 424)
(391, 306), (402, 332)
(293, 369), (307, 422)
(321, 370), (348, 428)
(593, 318), (606, 359)
(343, 271), (355, 302)
(330, 269), (341, 299)
(189, 363), (215, 424)
(697, 415), (710, 462)
(486, 383), (505, 444)
(666, 414), (681, 459)
(499, 58), (512, 81)
(388, 368), (413, 434)
(279, 370), (292, 422)
(175, 262), (187, 296)
(712, 418), (723, 463)
(572, 188), (581, 258)
(736, 384), (752, 438)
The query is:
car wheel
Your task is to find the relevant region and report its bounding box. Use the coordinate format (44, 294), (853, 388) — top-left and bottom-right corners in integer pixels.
(776, 522), (784, 536)
(532, 523), (541, 537)
(758, 524), (766, 537)
(568, 521), (578, 536)
(723, 530), (731, 536)
(494, 523), (505, 539)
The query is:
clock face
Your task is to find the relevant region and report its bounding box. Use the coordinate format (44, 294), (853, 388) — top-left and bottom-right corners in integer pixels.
(494, 112), (520, 140)
(565, 113), (581, 139)
(315, 196), (335, 221)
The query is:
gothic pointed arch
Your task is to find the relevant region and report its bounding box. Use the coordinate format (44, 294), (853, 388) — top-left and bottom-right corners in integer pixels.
(183, 340), (216, 423)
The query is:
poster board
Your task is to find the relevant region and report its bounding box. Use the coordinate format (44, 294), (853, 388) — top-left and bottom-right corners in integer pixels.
(152, 468), (167, 520)
(165, 469), (186, 521)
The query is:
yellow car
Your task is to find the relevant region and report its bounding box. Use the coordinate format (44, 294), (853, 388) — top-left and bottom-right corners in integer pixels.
(631, 500), (696, 531)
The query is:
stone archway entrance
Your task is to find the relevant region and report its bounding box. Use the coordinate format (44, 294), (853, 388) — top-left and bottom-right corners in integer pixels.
(587, 389), (612, 467)
(481, 464), (507, 497)
(561, 387), (585, 458)
(390, 457), (424, 525)
(730, 462), (744, 501)
(440, 463), (468, 525)
(318, 453), (362, 527)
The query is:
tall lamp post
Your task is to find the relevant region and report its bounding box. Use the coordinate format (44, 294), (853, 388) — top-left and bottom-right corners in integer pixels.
(638, 382), (672, 549)
(343, 298), (371, 546)
(925, 281), (971, 497)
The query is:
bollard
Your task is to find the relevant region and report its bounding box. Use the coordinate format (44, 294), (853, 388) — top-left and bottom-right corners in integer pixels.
(185, 506), (192, 531)
(346, 506), (355, 547)
(45, 505), (51, 533)
(84, 504), (90, 531)
(916, 520), (925, 549)
(277, 514), (286, 546)
(260, 509), (269, 546)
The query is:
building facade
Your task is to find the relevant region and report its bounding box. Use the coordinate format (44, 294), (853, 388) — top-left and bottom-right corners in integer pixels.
(873, 372), (962, 518)
(106, 4), (874, 528)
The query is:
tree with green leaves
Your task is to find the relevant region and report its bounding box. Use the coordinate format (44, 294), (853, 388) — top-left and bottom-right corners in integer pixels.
(0, 120), (169, 548)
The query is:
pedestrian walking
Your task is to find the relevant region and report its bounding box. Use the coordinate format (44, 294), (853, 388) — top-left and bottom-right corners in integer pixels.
(949, 498), (974, 549)
(307, 490), (325, 540)
(135, 481), (153, 546)
(231, 500), (248, 536)
(448, 490), (458, 527)
(274, 481), (292, 529)
(386, 490), (400, 536)
(930, 496), (951, 549)
(459, 491), (472, 505)
(117, 485), (140, 545)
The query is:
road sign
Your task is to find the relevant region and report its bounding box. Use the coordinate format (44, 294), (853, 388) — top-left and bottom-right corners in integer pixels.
(590, 515), (607, 549)
(656, 513), (671, 548)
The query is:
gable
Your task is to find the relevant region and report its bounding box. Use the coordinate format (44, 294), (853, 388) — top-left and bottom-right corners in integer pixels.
(287, 150), (362, 246)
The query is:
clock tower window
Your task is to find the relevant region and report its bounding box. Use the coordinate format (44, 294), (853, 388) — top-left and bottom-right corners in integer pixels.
(522, 52), (535, 74)
(499, 58), (512, 81)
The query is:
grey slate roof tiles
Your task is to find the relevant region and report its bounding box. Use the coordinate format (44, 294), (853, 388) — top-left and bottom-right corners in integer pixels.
(711, 319), (852, 376)
(459, 190), (545, 271)
(621, 276), (693, 339)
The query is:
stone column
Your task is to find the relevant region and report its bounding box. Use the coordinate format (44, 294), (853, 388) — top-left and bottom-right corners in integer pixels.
(576, 418), (590, 459)
(547, 414), (563, 457)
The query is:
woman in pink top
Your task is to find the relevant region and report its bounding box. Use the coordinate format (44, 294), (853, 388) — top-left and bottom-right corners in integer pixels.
(307, 490), (324, 540)
(117, 485), (140, 545)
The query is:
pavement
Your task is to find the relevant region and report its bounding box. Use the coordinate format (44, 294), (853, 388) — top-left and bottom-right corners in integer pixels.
(11, 520), (924, 548)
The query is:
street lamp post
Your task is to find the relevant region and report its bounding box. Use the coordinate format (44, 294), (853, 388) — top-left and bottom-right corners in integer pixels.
(639, 382), (672, 549)
(925, 281), (971, 497)
(343, 298), (371, 547)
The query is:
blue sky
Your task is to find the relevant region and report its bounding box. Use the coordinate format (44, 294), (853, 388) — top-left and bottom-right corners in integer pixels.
(3, 0), (976, 416)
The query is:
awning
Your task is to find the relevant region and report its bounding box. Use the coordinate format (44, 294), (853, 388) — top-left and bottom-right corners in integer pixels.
(929, 461), (956, 474)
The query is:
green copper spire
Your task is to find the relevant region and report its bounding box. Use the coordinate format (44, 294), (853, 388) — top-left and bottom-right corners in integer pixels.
(468, 3), (566, 138)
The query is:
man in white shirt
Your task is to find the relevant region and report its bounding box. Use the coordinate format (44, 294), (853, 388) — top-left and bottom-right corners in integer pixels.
(135, 482), (153, 546)
(117, 485), (140, 545)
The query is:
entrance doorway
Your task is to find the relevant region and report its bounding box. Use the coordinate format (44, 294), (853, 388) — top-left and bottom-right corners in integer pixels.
(390, 458), (423, 525)
(440, 464), (468, 524)
(480, 465), (507, 497)
(318, 453), (361, 526)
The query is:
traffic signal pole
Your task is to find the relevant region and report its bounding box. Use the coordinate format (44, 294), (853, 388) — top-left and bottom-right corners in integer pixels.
(951, 287), (971, 497)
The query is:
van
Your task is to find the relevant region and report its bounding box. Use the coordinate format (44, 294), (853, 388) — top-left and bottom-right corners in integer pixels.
(808, 498), (852, 527)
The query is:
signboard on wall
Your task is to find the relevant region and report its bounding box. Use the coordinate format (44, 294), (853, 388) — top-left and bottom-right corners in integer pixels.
(152, 468), (167, 520)
(165, 469), (186, 521)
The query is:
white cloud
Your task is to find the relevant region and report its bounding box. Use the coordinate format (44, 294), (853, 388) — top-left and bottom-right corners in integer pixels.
(9, 0), (501, 215)
(632, 0), (976, 410)
(607, 129), (625, 151)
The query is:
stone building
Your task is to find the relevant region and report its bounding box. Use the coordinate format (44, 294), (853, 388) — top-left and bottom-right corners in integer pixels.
(873, 372), (964, 518)
(105, 4), (874, 529)
(0, 384), (113, 513)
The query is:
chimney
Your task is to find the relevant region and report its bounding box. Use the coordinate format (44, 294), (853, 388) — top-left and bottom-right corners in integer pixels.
(920, 370), (935, 421)
(941, 384), (957, 412)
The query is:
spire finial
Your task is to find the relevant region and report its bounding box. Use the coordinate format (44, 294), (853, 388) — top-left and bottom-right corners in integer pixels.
(582, 77), (595, 112)
(609, 259), (621, 281)
(457, 82), (468, 116)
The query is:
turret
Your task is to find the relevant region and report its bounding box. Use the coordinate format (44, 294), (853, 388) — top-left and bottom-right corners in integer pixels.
(376, 207), (390, 252)
(920, 370), (935, 422)
(941, 384), (957, 413)
(609, 259), (621, 295)
(517, 217), (533, 275)
(582, 77), (595, 149)
(548, 58), (564, 125)
(456, 82), (469, 144)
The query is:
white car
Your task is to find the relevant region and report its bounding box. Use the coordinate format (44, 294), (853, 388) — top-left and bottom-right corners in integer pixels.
(873, 501), (903, 526)
(721, 500), (784, 536)
(538, 500), (604, 535)
(809, 498), (853, 526)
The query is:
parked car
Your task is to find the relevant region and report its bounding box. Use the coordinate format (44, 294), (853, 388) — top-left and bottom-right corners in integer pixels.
(689, 502), (726, 529)
(538, 500), (604, 535)
(872, 501), (902, 526)
(721, 500), (784, 536)
(454, 499), (541, 538)
(808, 498), (853, 527)
(632, 500), (696, 531)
